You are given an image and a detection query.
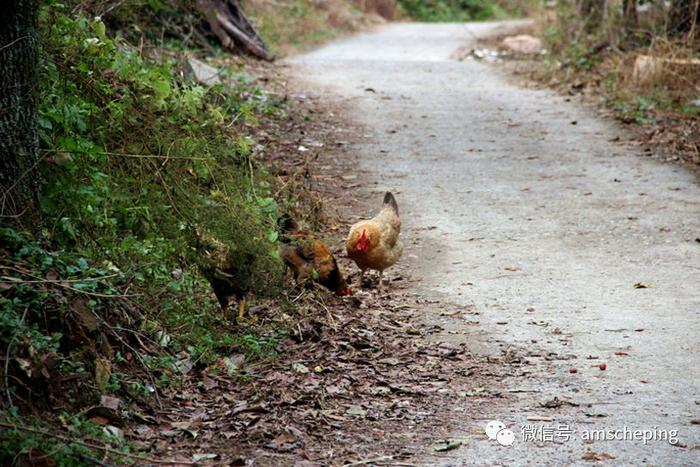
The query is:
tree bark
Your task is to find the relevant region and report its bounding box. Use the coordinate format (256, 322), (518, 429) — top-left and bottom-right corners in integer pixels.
(0, 0), (41, 225)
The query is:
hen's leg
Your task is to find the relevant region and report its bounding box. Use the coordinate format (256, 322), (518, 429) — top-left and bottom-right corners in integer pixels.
(359, 269), (365, 286)
(378, 270), (384, 289)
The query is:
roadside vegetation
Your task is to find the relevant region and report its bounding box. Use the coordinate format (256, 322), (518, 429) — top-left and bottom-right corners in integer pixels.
(0, 0), (295, 462)
(396, 0), (537, 22)
(11, 0), (695, 464)
(1, 0), (426, 462)
(397, 0), (502, 21)
(534, 0), (700, 164)
(243, 0), (534, 52)
(243, 0), (388, 54)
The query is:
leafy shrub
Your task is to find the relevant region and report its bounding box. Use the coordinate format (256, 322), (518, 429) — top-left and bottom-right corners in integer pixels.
(1, 1), (288, 418)
(35, 3), (284, 297)
(397, 0), (497, 21)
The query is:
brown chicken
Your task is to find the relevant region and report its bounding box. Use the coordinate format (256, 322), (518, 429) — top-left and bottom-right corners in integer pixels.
(194, 227), (253, 320)
(279, 217), (351, 296)
(346, 192), (403, 288)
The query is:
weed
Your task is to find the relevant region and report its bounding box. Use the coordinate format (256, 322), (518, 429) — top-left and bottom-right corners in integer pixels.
(2, 0), (288, 437)
(397, 0), (497, 21)
(0, 412), (133, 466)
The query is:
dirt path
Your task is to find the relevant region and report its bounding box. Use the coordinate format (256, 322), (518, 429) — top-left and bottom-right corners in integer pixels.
(289, 21), (700, 465)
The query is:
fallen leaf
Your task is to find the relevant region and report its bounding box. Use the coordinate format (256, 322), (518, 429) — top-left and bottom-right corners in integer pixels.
(201, 375), (218, 391)
(192, 453), (218, 462)
(267, 431), (297, 451)
(94, 357), (111, 391)
(346, 405), (367, 417)
(526, 415), (553, 422)
(88, 415), (110, 426)
(132, 411), (157, 424)
(540, 397), (579, 408)
(103, 425), (124, 443)
(377, 357), (400, 366)
(581, 451), (615, 461)
(71, 298), (99, 332)
(99, 395), (121, 411)
(433, 439), (463, 452)
(84, 405), (121, 425)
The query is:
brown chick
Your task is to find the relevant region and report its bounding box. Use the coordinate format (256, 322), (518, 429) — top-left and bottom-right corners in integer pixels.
(279, 217), (351, 296)
(346, 192), (402, 288)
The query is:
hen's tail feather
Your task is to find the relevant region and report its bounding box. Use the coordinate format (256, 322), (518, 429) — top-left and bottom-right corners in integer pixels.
(383, 192), (399, 215)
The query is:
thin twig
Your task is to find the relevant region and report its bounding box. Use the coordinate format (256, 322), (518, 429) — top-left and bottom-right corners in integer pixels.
(344, 455), (395, 466)
(39, 148), (211, 160)
(1, 267), (137, 298)
(310, 294), (337, 329)
(0, 421), (195, 465)
(85, 307), (163, 409)
(291, 289), (306, 303)
(0, 36), (28, 53)
(0, 273), (119, 284)
(4, 306), (29, 408)
(110, 325), (175, 356)
(0, 151), (49, 217)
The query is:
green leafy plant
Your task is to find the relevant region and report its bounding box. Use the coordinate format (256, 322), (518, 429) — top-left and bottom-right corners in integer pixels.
(397, 0), (498, 21)
(2, 0), (289, 432)
(611, 95), (658, 124)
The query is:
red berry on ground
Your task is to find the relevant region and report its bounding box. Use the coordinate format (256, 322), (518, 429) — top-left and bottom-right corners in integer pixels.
(569, 367), (577, 374)
(599, 362), (607, 371)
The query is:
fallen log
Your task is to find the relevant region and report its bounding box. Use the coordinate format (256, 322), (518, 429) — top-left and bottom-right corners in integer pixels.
(196, 0), (274, 61)
(632, 54), (700, 85)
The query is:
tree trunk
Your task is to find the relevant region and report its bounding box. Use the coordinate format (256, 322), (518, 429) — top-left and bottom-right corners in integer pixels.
(0, 0), (41, 225)
(578, 0), (605, 33)
(623, 0), (638, 32)
(196, 0), (273, 61)
(668, 0), (699, 39)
